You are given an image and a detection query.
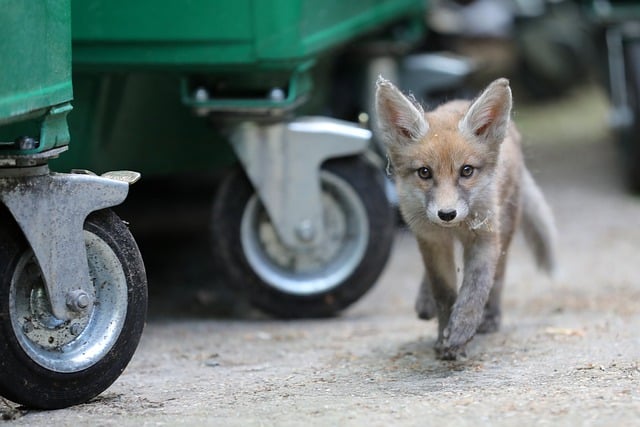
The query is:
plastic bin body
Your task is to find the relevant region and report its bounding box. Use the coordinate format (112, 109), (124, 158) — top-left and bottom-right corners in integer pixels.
(52, 0), (424, 174)
(71, 0), (423, 69)
(0, 0), (73, 154)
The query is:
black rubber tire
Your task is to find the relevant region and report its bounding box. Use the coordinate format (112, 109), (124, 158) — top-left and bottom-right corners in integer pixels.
(0, 207), (147, 409)
(621, 38), (640, 192)
(211, 155), (395, 318)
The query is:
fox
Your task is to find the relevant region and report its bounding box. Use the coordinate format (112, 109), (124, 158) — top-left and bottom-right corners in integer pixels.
(375, 77), (556, 360)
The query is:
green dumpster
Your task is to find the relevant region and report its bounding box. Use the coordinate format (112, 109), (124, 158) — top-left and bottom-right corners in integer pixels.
(57, 0), (424, 174)
(0, 1), (72, 154)
(70, 0), (423, 68)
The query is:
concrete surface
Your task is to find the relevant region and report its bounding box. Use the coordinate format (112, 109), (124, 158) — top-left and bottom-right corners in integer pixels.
(2, 84), (640, 426)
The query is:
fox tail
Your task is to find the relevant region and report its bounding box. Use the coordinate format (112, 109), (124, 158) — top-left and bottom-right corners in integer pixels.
(520, 168), (557, 275)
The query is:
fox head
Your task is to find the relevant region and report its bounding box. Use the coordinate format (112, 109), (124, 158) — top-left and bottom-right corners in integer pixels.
(375, 77), (512, 230)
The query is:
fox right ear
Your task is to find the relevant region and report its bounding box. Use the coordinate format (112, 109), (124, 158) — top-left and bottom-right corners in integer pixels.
(460, 78), (512, 146)
(375, 76), (428, 145)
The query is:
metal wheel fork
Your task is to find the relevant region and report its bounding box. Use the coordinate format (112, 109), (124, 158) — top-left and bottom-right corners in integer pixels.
(0, 166), (140, 321)
(230, 117), (371, 252)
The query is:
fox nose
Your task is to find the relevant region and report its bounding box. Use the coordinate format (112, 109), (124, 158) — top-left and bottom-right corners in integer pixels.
(438, 209), (457, 222)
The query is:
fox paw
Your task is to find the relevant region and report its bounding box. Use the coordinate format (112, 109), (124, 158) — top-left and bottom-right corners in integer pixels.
(415, 295), (437, 320)
(435, 339), (467, 361)
(444, 316), (478, 348)
(436, 314), (478, 360)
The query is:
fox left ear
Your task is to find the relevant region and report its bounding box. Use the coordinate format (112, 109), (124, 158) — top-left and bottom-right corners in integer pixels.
(460, 78), (512, 145)
(375, 76), (428, 147)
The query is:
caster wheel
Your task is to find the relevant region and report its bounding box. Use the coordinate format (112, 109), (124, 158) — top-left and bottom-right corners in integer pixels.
(212, 156), (394, 318)
(0, 208), (147, 409)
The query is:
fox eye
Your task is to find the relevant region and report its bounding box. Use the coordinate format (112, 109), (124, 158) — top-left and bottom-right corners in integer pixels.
(416, 167), (432, 180)
(460, 165), (474, 178)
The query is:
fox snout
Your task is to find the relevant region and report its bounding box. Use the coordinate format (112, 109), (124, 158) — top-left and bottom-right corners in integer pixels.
(438, 209), (457, 222)
(426, 198), (469, 227)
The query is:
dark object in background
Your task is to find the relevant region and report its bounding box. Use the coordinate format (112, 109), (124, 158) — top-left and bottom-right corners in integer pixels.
(586, 0), (640, 192)
(515, 0), (595, 99)
(425, 0), (595, 99)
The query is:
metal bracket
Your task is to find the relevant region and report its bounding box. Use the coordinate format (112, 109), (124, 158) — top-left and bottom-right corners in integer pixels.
(0, 146), (68, 167)
(0, 170), (132, 320)
(0, 103), (73, 155)
(230, 117), (371, 250)
(181, 61), (314, 116)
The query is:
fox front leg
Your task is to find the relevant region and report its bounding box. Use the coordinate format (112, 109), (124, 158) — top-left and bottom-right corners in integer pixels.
(440, 235), (499, 360)
(416, 237), (457, 352)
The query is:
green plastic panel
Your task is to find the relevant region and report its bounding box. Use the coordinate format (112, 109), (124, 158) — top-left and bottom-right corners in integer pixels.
(0, 0), (72, 123)
(254, 0), (423, 60)
(71, 0), (424, 69)
(50, 73), (236, 175)
(54, 0), (425, 174)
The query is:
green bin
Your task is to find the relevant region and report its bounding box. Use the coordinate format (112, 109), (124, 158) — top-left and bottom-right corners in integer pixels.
(70, 0), (423, 69)
(0, 0), (73, 154)
(54, 0), (424, 174)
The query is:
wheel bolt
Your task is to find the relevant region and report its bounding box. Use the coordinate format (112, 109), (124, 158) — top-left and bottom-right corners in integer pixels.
(69, 323), (83, 336)
(296, 219), (316, 242)
(76, 294), (90, 309)
(269, 87), (285, 102)
(66, 290), (92, 312)
(22, 321), (34, 334)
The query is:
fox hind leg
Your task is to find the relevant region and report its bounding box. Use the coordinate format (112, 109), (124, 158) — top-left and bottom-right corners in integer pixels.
(415, 273), (437, 320)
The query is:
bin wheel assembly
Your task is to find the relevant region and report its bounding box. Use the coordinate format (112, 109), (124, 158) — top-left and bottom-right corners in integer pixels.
(0, 208), (147, 409)
(212, 156), (394, 318)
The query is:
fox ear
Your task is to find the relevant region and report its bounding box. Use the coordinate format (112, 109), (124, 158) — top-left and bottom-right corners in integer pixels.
(375, 76), (428, 146)
(460, 78), (512, 145)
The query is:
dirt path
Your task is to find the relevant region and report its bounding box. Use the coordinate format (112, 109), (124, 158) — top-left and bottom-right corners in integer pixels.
(2, 85), (640, 425)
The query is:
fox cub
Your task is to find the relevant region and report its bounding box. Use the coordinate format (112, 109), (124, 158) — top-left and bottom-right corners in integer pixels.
(375, 77), (556, 360)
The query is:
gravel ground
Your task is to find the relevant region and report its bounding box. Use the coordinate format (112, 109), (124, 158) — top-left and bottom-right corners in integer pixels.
(2, 84), (640, 426)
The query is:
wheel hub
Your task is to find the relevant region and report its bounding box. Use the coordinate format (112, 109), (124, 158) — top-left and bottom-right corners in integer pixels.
(240, 171), (369, 295)
(9, 231), (128, 373)
(19, 277), (90, 351)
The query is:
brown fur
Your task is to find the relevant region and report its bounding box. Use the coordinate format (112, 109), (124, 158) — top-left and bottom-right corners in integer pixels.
(375, 77), (556, 360)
